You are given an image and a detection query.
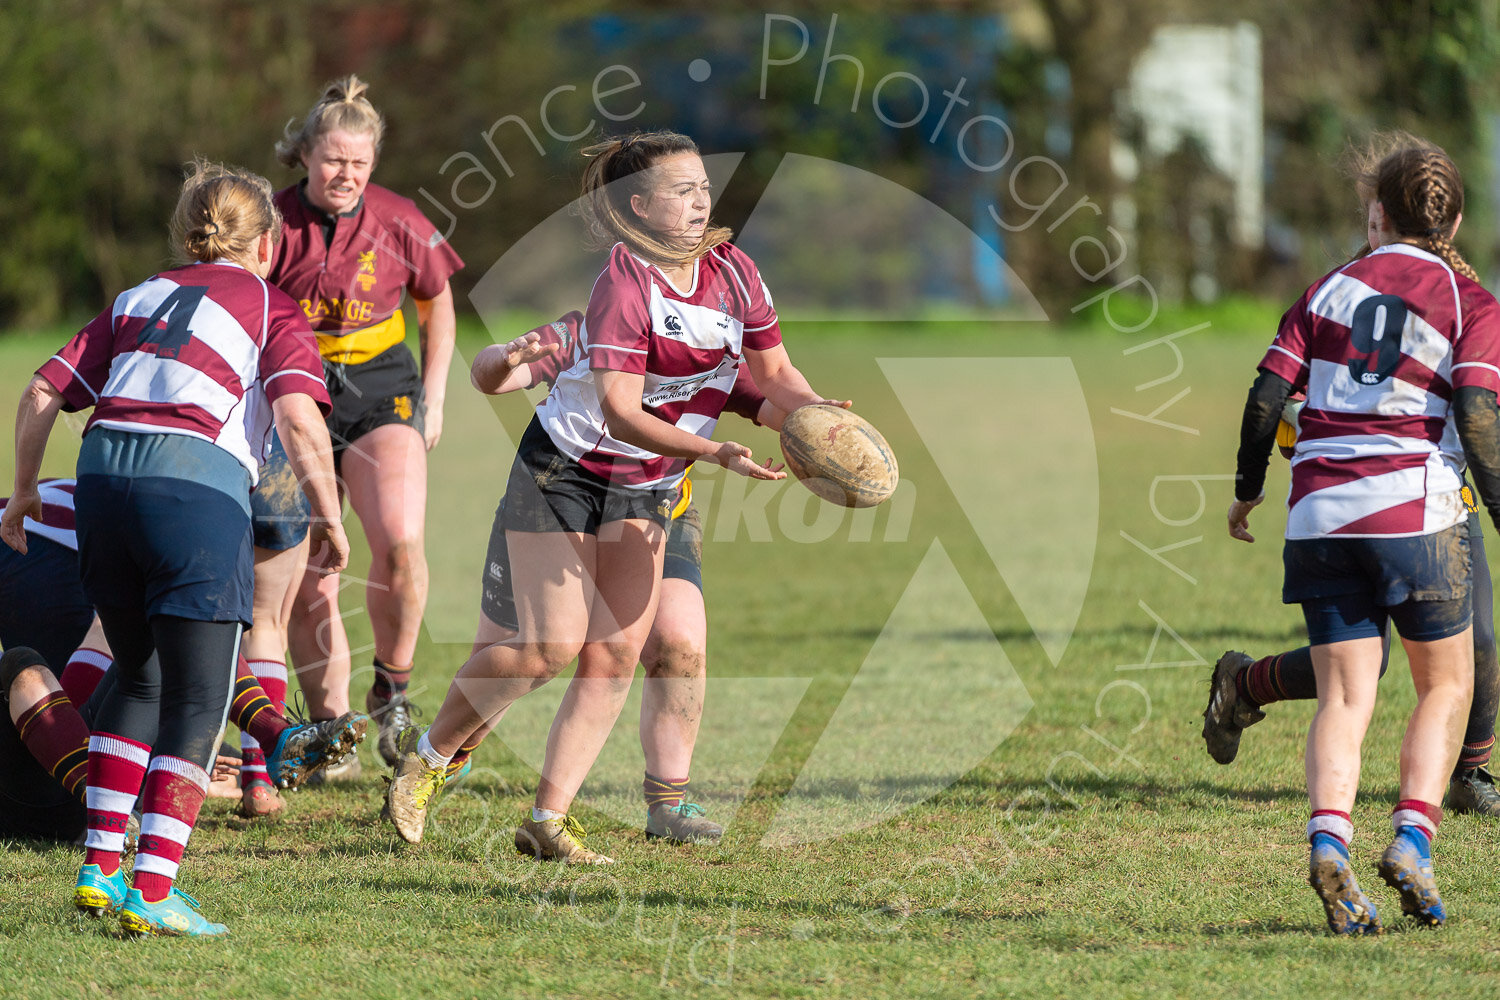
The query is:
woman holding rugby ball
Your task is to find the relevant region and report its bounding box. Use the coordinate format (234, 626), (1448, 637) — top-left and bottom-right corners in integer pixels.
(384, 130), (844, 861)
(1228, 134), (1500, 932)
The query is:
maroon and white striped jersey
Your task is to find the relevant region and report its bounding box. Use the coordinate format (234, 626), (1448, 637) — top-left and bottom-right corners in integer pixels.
(36, 262), (329, 485)
(522, 310), (769, 422)
(1259, 243), (1500, 538)
(536, 244), (782, 489)
(0, 478), (78, 551)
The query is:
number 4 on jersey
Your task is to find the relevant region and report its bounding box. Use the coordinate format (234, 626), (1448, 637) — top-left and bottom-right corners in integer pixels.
(137, 285), (209, 360)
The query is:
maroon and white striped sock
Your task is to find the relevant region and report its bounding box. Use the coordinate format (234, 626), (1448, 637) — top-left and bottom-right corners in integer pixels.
(133, 756), (210, 902)
(1392, 798), (1442, 844)
(58, 646), (110, 708)
(1306, 808), (1353, 848)
(239, 659), (289, 789)
(83, 733), (151, 876)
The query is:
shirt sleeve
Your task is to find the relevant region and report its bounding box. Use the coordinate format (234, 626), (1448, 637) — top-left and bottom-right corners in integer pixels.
(1258, 284), (1317, 389)
(35, 307), (118, 412)
(1452, 284), (1500, 394)
(724, 360), (768, 423)
(585, 255), (653, 376)
(398, 202), (464, 301)
(525, 311), (584, 389)
(735, 251), (783, 352)
(259, 291), (331, 414)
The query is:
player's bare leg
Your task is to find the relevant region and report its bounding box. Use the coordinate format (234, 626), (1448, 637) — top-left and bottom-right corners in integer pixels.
(240, 538), (310, 816)
(1305, 637), (1382, 934)
(639, 580), (721, 842)
(385, 529), (593, 846)
(342, 423), (429, 765)
(534, 518), (663, 815)
(1377, 628), (1473, 926)
(289, 567), (354, 719)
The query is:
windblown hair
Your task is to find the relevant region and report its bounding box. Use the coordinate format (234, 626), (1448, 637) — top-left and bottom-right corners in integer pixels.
(275, 74), (385, 169)
(579, 131), (732, 268)
(169, 159), (281, 266)
(1345, 130), (1478, 281)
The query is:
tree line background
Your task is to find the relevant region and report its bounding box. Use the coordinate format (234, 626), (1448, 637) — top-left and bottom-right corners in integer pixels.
(2, 0), (1496, 328)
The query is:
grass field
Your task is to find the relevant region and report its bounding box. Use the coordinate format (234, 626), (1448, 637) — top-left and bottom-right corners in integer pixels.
(3, 314), (1500, 998)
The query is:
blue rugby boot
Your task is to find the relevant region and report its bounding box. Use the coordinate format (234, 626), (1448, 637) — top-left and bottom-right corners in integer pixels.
(1377, 827), (1447, 926)
(118, 887), (228, 938)
(74, 863), (128, 917)
(1308, 834), (1380, 935)
(266, 712), (368, 789)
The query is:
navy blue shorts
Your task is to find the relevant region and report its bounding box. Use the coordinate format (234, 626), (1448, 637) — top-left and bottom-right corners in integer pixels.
(481, 496), (702, 631)
(0, 534), (94, 672)
(250, 430), (311, 551)
(1283, 524), (1472, 644)
(75, 474), (254, 626)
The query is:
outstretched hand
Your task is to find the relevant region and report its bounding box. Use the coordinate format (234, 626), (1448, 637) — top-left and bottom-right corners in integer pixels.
(504, 330), (561, 366)
(714, 441), (786, 480)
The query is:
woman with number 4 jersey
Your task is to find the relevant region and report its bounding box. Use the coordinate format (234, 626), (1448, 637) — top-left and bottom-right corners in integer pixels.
(1228, 134), (1500, 933)
(2, 161), (347, 937)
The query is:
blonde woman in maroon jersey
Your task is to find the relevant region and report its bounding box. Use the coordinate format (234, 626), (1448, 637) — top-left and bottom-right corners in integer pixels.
(265, 77), (464, 770)
(384, 131), (845, 861)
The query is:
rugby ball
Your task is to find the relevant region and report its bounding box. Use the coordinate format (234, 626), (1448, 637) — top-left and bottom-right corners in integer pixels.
(779, 404), (899, 508)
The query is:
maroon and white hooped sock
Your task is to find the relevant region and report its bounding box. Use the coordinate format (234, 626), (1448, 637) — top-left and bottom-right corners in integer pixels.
(133, 755), (210, 902)
(1392, 799), (1443, 842)
(1306, 809), (1353, 848)
(83, 732), (151, 875)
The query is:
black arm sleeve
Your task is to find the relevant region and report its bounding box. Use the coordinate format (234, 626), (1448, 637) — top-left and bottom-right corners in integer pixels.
(1234, 369), (1293, 502)
(1454, 384), (1500, 530)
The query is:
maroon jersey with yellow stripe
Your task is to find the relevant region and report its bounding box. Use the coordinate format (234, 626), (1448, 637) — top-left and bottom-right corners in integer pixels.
(269, 181), (463, 365)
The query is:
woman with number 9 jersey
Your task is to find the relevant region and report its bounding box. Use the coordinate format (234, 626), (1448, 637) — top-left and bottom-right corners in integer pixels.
(2, 161), (346, 937)
(1227, 134), (1500, 933)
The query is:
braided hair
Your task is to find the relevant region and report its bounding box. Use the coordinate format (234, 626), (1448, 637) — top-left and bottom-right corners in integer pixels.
(1347, 131), (1478, 281)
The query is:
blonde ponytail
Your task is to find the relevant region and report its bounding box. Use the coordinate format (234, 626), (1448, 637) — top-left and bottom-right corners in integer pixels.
(170, 159), (281, 266)
(276, 74), (385, 169)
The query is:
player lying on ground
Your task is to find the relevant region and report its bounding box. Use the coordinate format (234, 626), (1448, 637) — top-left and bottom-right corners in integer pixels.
(3, 161), (348, 937)
(1, 482), (364, 838)
(1227, 133), (1500, 933)
(0, 644), (362, 844)
(383, 130), (842, 864)
(385, 312), (785, 846)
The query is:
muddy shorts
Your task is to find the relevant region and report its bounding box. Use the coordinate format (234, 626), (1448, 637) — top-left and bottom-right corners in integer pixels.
(1283, 522), (1472, 644)
(250, 431), (311, 551)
